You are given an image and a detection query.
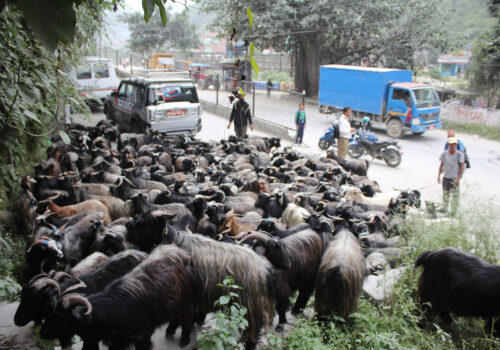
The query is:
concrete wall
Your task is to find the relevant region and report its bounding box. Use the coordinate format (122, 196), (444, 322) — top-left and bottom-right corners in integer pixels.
(200, 100), (296, 141)
(441, 102), (500, 127)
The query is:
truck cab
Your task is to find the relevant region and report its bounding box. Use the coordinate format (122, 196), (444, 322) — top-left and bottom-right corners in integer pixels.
(386, 83), (442, 137)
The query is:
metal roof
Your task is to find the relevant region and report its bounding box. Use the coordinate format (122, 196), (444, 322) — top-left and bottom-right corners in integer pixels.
(392, 82), (432, 89)
(121, 76), (194, 86)
(321, 64), (406, 72)
(84, 56), (111, 62)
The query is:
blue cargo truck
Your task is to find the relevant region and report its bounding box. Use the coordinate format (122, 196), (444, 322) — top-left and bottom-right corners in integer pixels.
(318, 65), (442, 138)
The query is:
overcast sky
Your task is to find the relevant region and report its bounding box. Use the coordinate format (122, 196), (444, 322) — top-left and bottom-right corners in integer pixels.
(103, 0), (198, 49)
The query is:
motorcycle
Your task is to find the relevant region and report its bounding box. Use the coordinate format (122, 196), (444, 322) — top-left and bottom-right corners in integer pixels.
(318, 126), (338, 150)
(318, 122), (376, 150)
(348, 129), (403, 168)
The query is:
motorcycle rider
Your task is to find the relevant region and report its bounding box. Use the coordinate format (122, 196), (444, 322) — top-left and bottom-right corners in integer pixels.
(359, 116), (371, 137)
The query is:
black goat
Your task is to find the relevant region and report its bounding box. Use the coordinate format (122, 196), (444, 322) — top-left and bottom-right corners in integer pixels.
(238, 228), (323, 325)
(40, 245), (195, 349)
(415, 247), (500, 336)
(15, 250), (147, 331)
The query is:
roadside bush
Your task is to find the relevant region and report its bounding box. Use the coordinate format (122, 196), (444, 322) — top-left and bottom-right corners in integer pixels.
(429, 67), (442, 80)
(0, 4), (101, 210)
(197, 276), (249, 350)
(0, 225), (28, 302)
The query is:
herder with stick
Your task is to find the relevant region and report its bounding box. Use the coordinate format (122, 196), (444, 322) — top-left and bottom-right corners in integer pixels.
(227, 91), (254, 138)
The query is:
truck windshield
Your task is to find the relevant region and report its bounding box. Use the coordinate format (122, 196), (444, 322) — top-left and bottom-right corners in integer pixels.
(149, 85), (199, 104)
(412, 88), (440, 108)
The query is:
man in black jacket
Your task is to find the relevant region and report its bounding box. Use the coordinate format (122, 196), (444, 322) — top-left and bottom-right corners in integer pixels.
(227, 93), (254, 138)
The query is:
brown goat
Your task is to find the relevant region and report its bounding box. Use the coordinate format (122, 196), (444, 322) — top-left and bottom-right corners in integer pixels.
(40, 200), (111, 222)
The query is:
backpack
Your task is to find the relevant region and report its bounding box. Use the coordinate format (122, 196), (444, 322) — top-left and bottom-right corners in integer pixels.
(332, 121), (340, 139)
(463, 147), (471, 168)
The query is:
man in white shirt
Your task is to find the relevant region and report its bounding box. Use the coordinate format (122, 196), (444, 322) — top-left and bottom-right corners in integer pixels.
(337, 107), (355, 158)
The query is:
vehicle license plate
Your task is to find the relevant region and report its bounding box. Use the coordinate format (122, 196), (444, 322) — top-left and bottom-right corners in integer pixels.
(166, 109), (186, 117)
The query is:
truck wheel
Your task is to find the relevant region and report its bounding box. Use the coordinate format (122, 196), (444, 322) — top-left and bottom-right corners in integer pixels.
(386, 119), (404, 138)
(198, 79), (208, 90)
(318, 139), (330, 150)
(384, 148), (402, 168)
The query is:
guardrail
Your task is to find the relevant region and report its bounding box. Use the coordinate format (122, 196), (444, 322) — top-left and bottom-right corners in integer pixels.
(199, 100), (296, 142)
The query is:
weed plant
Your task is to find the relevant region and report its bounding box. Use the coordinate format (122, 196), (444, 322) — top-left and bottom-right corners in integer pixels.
(197, 276), (249, 350)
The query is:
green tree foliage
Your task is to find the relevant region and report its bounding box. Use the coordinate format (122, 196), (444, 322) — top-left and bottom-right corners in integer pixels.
(123, 9), (201, 55)
(439, 0), (496, 44)
(1, 0), (176, 51)
(199, 0), (452, 95)
(0, 3), (102, 204)
(467, 0), (500, 108)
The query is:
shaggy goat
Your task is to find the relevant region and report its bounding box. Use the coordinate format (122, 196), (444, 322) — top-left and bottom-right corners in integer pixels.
(40, 245), (194, 348)
(239, 229), (323, 325)
(315, 225), (366, 320)
(163, 226), (278, 349)
(415, 247), (500, 336)
(15, 249), (146, 333)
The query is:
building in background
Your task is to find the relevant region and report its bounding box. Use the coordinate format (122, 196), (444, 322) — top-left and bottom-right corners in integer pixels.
(438, 55), (470, 77)
(196, 32), (226, 53)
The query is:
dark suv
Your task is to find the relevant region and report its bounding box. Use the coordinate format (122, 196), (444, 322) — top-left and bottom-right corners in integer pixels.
(104, 75), (202, 134)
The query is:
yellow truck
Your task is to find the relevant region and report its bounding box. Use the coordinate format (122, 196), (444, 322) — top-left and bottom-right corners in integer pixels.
(147, 53), (175, 69)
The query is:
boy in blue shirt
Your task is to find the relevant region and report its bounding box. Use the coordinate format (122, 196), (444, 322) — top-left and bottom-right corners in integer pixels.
(295, 103), (306, 145)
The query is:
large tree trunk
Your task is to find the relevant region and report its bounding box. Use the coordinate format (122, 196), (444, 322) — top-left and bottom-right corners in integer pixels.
(294, 35), (321, 96)
(487, 79), (498, 108)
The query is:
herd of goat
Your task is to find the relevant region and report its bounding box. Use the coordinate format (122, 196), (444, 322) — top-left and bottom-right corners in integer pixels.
(12, 119), (500, 349)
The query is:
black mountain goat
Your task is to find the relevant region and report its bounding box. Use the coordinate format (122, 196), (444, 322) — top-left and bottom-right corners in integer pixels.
(415, 247), (500, 336)
(40, 245), (195, 349)
(238, 228), (324, 325)
(15, 250), (146, 333)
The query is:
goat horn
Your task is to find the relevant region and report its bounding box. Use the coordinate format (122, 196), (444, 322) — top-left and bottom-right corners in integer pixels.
(237, 231), (272, 245)
(232, 231), (249, 240)
(29, 275), (61, 295)
(61, 293), (92, 315)
(61, 279), (87, 296)
(51, 271), (73, 283)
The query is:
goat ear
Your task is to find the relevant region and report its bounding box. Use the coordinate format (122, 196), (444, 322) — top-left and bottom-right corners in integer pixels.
(279, 193), (286, 207)
(71, 306), (92, 324)
(255, 245), (267, 256)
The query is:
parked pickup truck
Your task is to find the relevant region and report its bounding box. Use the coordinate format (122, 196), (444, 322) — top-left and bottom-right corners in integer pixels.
(104, 72), (202, 135)
(319, 65), (442, 138)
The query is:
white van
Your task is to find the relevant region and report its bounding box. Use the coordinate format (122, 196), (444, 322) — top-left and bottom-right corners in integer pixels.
(73, 57), (119, 106)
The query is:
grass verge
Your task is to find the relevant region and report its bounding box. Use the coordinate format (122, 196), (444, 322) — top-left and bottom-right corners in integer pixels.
(442, 120), (500, 142)
(268, 193), (500, 349)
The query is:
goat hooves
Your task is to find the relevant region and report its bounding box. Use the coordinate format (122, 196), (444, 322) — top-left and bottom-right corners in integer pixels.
(275, 324), (285, 332)
(291, 308), (302, 316)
